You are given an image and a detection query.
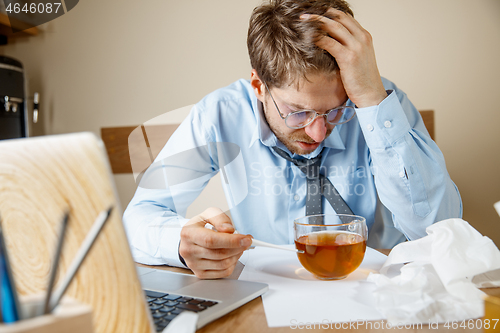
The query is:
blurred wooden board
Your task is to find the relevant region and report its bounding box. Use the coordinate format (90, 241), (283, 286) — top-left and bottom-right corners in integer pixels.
(0, 13), (38, 37)
(0, 133), (153, 333)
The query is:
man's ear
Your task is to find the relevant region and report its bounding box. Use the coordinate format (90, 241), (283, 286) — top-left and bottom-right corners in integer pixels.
(250, 69), (265, 102)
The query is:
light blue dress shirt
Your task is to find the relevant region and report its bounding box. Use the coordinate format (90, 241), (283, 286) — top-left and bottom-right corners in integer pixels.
(123, 78), (462, 267)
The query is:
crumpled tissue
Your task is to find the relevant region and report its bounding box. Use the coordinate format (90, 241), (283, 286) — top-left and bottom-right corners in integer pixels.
(367, 218), (500, 324)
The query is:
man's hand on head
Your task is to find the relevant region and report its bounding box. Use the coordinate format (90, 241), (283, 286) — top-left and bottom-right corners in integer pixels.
(301, 8), (387, 108)
(179, 207), (253, 279)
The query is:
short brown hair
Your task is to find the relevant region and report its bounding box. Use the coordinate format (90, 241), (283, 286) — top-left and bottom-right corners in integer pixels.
(247, 0), (353, 88)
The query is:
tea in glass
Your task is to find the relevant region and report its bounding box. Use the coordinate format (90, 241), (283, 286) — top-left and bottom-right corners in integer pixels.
(294, 214), (367, 280)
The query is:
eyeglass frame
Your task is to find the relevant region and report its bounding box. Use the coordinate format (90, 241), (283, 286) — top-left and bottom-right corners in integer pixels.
(263, 82), (356, 130)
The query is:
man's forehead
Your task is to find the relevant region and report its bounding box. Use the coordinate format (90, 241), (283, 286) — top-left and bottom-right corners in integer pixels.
(283, 71), (341, 90)
(272, 76), (347, 109)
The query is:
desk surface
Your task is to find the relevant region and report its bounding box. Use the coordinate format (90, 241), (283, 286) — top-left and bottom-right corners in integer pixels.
(138, 249), (500, 333)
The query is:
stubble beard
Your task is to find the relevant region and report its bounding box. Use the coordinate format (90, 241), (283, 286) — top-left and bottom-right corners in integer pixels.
(263, 100), (332, 156)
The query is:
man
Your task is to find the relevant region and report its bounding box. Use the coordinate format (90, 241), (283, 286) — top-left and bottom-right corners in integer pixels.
(123, 0), (462, 279)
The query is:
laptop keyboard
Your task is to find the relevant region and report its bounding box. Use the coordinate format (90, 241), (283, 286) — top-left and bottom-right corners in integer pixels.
(145, 290), (219, 332)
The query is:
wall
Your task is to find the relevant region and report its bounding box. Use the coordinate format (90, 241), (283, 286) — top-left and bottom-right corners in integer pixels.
(1, 0), (499, 246)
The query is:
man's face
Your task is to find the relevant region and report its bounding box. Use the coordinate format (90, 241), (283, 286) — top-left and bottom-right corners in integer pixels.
(252, 72), (348, 156)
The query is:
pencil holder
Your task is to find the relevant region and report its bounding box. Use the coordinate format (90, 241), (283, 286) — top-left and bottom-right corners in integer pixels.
(0, 295), (94, 333)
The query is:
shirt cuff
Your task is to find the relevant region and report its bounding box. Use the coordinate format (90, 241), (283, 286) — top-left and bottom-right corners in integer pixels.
(355, 90), (412, 150)
(158, 217), (190, 267)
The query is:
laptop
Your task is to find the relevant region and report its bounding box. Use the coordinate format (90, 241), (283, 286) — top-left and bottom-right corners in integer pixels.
(137, 265), (267, 331)
(0, 132), (268, 332)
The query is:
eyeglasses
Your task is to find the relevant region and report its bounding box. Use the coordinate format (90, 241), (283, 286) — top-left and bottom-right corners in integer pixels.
(264, 82), (356, 129)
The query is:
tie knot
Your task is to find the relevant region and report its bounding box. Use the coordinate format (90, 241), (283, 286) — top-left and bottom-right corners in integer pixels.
(271, 146), (353, 216)
(272, 147), (322, 179)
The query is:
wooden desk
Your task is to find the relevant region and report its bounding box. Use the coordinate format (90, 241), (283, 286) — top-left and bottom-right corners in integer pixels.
(138, 249), (500, 333)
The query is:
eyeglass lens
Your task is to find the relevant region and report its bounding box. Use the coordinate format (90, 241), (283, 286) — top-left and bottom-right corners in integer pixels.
(286, 107), (355, 128)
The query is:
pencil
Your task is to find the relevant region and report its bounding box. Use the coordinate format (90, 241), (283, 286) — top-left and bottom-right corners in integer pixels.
(43, 211), (70, 314)
(48, 206), (113, 312)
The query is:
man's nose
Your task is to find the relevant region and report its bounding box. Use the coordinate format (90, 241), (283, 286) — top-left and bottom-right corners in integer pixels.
(304, 116), (327, 143)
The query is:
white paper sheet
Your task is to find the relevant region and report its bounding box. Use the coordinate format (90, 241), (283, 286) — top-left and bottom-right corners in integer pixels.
(238, 246), (387, 327)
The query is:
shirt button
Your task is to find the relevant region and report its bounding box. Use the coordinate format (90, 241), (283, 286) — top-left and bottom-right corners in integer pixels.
(384, 120), (392, 128)
(366, 124), (374, 131)
(399, 171), (405, 178)
(294, 195), (300, 201)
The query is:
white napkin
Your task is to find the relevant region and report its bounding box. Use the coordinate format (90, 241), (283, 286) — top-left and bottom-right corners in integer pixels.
(367, 218), (500, 325)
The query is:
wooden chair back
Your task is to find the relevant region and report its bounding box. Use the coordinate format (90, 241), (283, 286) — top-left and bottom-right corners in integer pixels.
(419, 110), (435, 142)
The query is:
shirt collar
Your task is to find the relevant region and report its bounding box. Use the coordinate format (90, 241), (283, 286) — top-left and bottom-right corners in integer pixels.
(249, 99), (277, 149)
(248, 92), (346, 155)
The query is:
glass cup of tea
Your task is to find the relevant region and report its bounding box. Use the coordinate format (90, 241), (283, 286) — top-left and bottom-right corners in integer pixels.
(294, 214), (368, 280)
